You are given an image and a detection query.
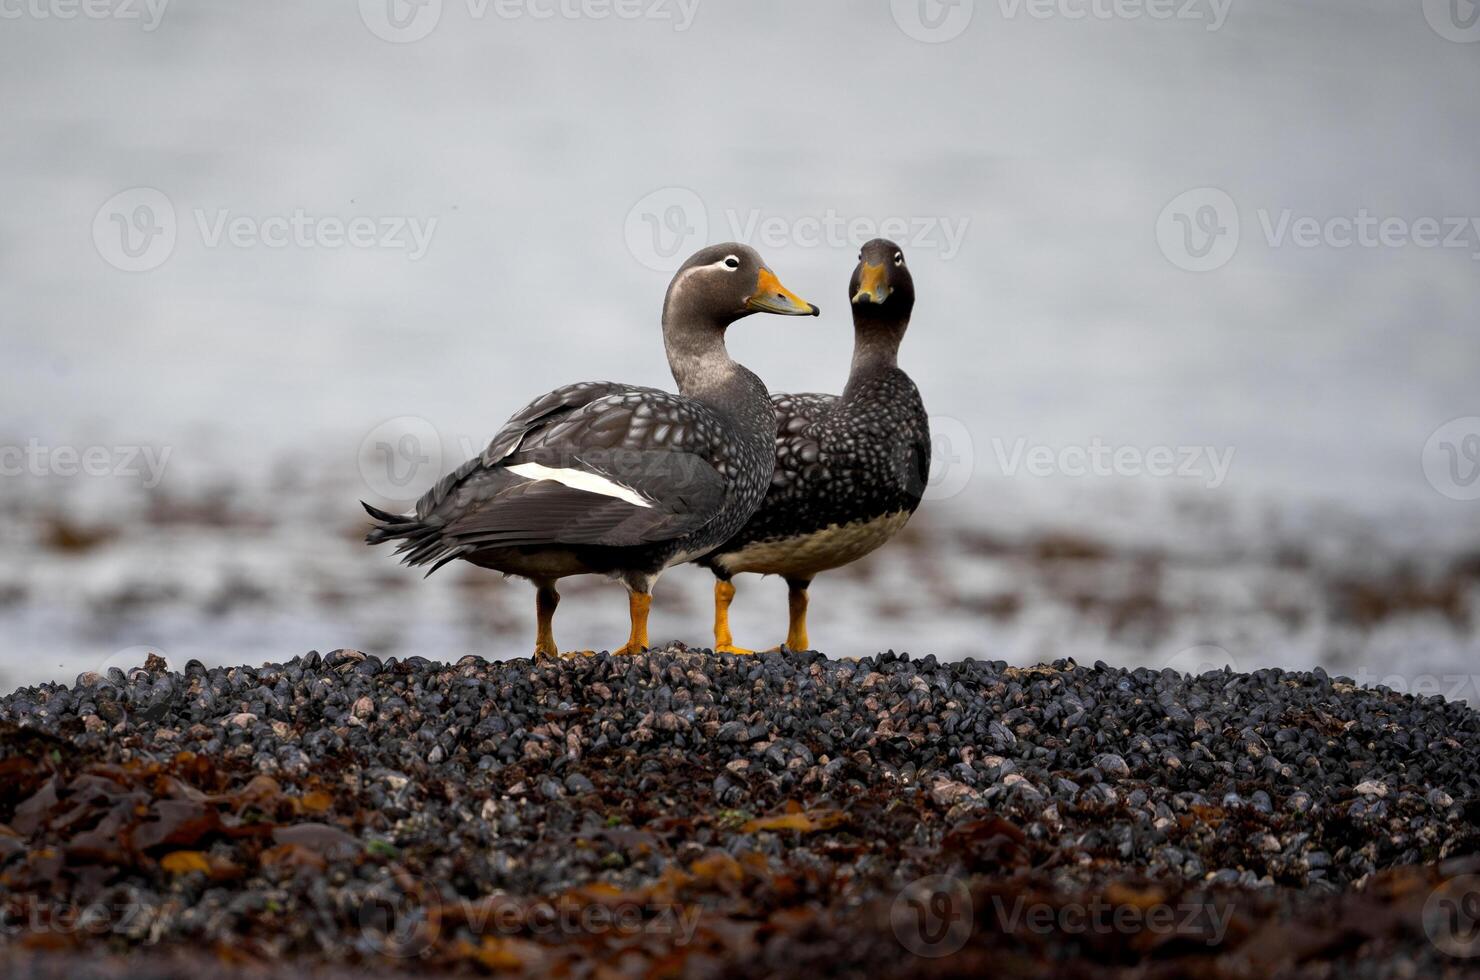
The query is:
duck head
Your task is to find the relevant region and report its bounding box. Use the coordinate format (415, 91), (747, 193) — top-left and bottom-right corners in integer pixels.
(663, 243), (819, 328)
(662, 243), (818, 397)
(849, 238), (915, 322)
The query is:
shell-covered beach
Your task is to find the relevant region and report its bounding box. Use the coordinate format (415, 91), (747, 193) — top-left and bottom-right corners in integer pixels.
(3, 648), (1478, 977)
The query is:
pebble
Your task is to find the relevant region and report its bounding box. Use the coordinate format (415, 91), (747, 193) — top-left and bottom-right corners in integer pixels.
(0, 646), (1475, 937)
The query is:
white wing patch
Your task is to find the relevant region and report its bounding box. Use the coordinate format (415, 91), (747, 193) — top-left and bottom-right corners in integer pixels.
(506, 462), (654, 509)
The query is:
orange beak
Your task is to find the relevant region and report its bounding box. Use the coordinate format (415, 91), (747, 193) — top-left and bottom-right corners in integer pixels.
(746, 267), (819, 316)
(852, 261), (892, 304)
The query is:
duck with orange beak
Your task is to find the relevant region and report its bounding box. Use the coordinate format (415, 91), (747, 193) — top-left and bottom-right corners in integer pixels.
(365, 243), (818, 656)
(697, 239), (930, 653)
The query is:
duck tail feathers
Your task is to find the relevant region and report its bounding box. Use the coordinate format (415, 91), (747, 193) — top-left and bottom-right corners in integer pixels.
(362, 501), (441, 550)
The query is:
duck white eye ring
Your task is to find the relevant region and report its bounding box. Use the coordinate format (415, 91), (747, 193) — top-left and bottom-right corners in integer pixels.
(723, 255), (740, 270)
(893, 252), (904, 266)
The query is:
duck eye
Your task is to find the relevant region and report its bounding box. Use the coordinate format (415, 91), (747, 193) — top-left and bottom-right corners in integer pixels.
(723, 255), (740, 270)
(894, 252), (904, 266)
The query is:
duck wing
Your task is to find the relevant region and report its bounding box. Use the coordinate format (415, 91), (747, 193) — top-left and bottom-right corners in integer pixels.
(477, 380), (643, 469)
(365, 383), (730, 571)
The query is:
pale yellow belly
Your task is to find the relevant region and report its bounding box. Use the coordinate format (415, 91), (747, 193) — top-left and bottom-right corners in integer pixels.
(714, 511), (913, 579)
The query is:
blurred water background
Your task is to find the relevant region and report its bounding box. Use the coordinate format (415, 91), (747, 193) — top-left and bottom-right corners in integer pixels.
(2, 0), (1479, 696)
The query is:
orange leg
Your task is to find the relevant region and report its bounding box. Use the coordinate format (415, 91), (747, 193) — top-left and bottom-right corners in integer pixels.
(712, 580), (754, 655)
(612, 591), (652, 655)
(782, 578), (810, 651)
(533, 585), (560, 658)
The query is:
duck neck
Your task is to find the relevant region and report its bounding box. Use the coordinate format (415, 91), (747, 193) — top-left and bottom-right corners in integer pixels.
(662, 294), (746, 404)
(844, 314), (908, 397)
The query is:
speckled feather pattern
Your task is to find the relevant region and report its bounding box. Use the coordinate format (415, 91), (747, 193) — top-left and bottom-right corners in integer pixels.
(701, 367), (930, 577)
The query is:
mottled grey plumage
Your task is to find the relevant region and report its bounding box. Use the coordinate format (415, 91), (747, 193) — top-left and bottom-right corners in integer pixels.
(364, 243), (818, 655)
(699, 239), (928, 651)
(706, 377), (929, 567)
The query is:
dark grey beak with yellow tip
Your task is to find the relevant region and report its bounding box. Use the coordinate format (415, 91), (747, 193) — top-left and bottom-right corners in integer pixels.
(852, 261), (892, 305)
(746, 267), (820, 316)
